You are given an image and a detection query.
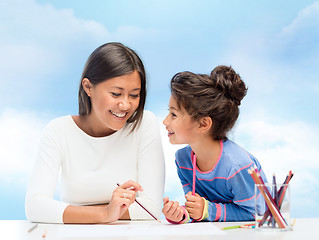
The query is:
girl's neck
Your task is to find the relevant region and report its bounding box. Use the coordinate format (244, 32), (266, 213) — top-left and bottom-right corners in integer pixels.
(190, 138), (222, 172)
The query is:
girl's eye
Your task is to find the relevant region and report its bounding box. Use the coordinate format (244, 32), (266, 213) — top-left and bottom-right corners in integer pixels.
(171, 112), (177, 117)
(111, 92), (121, 97)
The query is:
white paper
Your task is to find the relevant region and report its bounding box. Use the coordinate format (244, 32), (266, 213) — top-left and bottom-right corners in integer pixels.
(57, 221), (226, 238)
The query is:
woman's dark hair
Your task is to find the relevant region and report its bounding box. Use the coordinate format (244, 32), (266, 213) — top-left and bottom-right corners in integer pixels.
(170, 65), (247, 141)
(78, 42), (146, 131)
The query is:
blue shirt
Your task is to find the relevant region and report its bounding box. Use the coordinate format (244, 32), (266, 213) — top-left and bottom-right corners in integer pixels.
(175, 139), (268, 222)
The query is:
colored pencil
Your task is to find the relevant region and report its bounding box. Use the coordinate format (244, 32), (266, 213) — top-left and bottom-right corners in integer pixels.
(259, 171), (293, 226)
(117, 183), (161, 223)
(192, 153), (196, 196)
(222, 222), (256, 230)
(248, 168), (287, 229)
(27, 223), (38, 233)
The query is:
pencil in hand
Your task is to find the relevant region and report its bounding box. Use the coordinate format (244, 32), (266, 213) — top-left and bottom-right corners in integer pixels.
(116, 183), (161, 223)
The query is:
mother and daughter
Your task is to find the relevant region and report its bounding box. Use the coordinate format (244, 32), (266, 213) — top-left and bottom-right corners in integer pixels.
(25, 42), (267, 224)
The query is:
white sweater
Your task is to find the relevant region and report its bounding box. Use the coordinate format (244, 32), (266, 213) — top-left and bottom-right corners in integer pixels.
(25, 110), (165, 223)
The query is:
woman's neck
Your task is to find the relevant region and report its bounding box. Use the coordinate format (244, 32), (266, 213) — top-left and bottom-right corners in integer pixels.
(190, 137), (221, 172)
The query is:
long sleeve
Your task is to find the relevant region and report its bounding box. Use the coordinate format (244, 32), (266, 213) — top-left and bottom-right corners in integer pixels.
(25, 122), (69, 223)
(129, 111), (165, 219)
(25, 112), (165, 223)
(204, 165), (267, 222)
(174, 141), (268, 223)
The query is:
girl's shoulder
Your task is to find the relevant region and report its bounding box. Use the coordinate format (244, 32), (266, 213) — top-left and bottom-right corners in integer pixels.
(175, 145), (192, 165)
(222, 139), (258, 167)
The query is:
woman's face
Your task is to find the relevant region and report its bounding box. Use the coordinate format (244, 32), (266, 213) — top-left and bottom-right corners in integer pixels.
(85, 70), (141, 136)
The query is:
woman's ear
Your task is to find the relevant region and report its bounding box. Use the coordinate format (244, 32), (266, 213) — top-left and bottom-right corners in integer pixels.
(82, 78), (93, 97)
(198, 116), (212, 133)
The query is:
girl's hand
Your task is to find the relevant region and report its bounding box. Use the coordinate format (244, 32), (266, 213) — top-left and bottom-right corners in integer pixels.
(103, 180), (143, 223)
(185, 192), (205, 220)
(162, 197), (184, 222)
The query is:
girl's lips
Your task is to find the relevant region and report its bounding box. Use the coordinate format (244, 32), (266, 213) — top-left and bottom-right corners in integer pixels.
(167, 131), (174, 137)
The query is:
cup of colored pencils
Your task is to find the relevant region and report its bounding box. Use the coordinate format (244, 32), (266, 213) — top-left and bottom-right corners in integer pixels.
(249, 168), (293, 231)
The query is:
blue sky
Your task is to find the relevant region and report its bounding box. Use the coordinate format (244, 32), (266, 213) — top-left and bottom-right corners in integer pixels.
(0, 0), (318, 220)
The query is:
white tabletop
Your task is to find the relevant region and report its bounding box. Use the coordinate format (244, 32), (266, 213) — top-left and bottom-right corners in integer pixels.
(1, 218), (317, 240)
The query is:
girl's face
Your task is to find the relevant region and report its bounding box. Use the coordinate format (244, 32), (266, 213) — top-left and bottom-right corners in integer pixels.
(163, 96), (200, 145)
(85, 70), (141, 136)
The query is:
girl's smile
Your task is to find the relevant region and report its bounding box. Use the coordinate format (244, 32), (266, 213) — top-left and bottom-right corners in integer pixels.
(163, 96), (199, 145)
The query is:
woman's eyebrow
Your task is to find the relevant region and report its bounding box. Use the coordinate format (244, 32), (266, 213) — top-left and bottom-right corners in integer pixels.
(110, 87), (141, 91)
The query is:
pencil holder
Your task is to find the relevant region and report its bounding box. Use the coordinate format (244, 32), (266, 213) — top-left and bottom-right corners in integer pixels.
(255, 183), (291, 231)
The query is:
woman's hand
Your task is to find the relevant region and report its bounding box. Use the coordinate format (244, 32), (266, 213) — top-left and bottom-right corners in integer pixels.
(185, 192), (205, 220)
(103, 180), (143, 223)
(162, 197), (184, 223)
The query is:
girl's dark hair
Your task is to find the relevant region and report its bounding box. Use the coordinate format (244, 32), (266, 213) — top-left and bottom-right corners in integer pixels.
(170, 65), (247, 141)
(78, 42), (146, 131)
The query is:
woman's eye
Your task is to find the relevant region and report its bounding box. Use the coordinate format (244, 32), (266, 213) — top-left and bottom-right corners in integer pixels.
(130, 94), (140, 99)
(111, 92), (121, 97)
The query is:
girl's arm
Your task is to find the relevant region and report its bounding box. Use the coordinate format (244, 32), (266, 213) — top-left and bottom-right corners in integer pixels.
(195, 165), (267, 222)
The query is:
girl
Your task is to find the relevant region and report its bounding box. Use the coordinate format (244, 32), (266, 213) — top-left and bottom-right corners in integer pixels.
(25, 42), (165, 224)
(162, 65), (267, 223)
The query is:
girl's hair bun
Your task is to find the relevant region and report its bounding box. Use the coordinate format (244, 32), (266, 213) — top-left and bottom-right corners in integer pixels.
(210, 65), (247, 106)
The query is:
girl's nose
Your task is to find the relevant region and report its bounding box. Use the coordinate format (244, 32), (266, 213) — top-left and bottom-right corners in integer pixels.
(163, 115), (169, 126)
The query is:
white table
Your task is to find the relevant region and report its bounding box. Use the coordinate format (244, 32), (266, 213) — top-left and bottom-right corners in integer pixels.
(1, 218), (317, 240)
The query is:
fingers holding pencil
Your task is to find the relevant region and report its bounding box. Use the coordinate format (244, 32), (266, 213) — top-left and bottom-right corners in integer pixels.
(116, 181), (144, 204)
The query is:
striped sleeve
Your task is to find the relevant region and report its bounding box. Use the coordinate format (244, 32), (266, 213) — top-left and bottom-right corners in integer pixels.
(175, 159), (192, 195)
(204, 163), (267, 222)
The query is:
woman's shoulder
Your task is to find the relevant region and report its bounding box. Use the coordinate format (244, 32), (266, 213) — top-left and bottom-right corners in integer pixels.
(141, 110), (157, 123)
(42, 115), (72, 134)
(135, 110), (159, 130)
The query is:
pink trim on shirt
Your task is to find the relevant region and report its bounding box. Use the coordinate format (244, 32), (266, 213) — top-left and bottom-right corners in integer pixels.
(214, 203), (221, 221)
(183, 183), (190, 187)
(227, 162), (253, 179)
(180, 166), (193, 171)
(192, 140), (224, 174)
(197, 161), (252, 182)
(233, 194), (255, 203)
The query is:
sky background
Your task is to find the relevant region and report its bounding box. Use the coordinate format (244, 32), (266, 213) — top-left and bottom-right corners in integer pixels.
(0, 0), (319, 220)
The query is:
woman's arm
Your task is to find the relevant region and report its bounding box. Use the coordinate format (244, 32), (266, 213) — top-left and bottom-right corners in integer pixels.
(129, 111), (165, 219)
(25, 121), (141, 223)
(62, 181), (142, 223)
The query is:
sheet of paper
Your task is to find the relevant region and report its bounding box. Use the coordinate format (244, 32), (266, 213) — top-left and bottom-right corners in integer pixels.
(57, 221), (226, 238)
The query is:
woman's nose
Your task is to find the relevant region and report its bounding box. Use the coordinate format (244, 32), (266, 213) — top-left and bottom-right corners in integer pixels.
(119, 97), (131, 110)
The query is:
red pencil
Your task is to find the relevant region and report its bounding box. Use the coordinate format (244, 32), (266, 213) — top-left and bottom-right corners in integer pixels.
(116, 183), (161, 223)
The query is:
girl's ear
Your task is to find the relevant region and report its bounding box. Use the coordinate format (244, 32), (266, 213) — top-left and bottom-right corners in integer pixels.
(82, 78), (93, 97)
(198, 116), (212, 133)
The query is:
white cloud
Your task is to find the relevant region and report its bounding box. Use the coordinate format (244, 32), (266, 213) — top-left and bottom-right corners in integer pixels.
(280, 1), (319, 39)
(235, 119), (319, 176)
(0, 109), (49, 181)
(234, 118), (319, 217)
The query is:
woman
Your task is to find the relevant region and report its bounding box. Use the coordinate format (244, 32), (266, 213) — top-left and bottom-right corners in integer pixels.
(25, 42), (165, 224)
